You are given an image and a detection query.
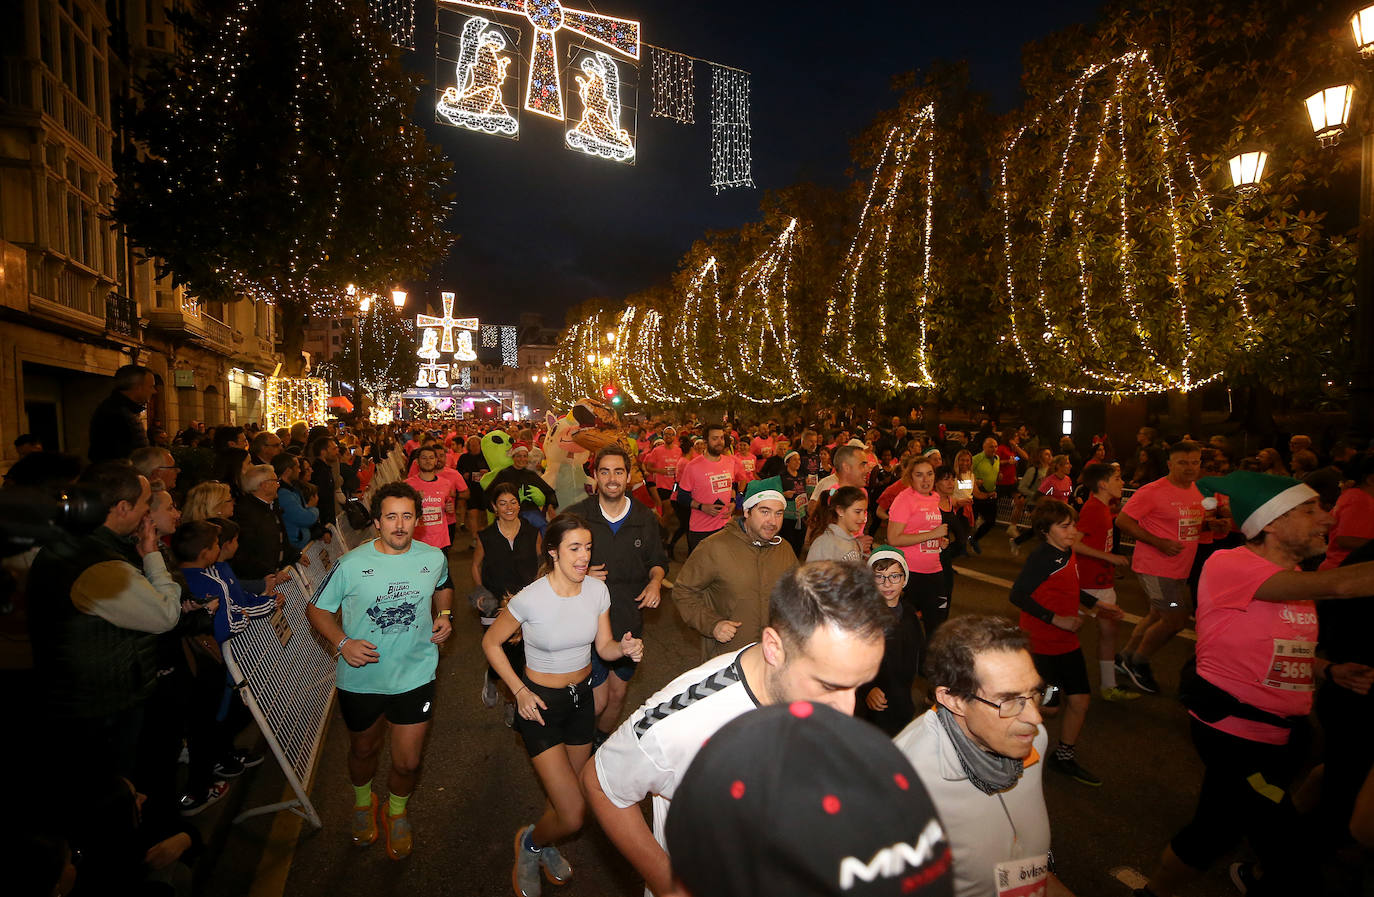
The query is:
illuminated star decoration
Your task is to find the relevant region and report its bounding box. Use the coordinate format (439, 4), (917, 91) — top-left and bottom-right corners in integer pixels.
(444, 0), (639, 121)
(436, 16), (519, 136)
(566, 51), (635, 163)
(416, 290), (479, 360)
(999, 50), (1255, 396)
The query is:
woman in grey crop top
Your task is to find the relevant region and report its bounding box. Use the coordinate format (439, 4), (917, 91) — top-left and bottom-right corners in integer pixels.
(481, 514), (644, 895)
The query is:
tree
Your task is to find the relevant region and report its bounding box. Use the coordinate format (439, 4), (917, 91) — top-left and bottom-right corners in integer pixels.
(316, 301), (418, 400)
(114, 0), (453, 373)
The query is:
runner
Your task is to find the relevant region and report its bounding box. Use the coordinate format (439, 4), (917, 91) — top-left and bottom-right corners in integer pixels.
(305, 482), (454, 860)
(471, 482), (542, 719)
(858, 547), (925, 735)
(888, 456), (951, 638)
(406, 445), (465, 552)
(676, 424), (737, 554)
(582, 560), (890, 897)
(481, 513), (643, 897)
(1072, 463), (1138, 701)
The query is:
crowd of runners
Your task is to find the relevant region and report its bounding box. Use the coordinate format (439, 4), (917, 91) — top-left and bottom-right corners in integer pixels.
(8, 365), (1374, 896)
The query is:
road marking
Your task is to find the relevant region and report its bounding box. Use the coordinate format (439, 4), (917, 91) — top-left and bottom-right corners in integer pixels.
(952, 565), (1197, 641)
(1109, 866), (1149, 889)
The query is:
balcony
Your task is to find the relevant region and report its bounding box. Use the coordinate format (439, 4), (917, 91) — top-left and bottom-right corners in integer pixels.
(3, 60), (114, 168)
(105, 291), (139, 339)
(146, 303), (234, 353)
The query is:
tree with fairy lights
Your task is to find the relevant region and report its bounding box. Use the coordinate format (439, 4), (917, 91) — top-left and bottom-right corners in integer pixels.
(114, 0), (453, 374)
(316, 301), (418, 399)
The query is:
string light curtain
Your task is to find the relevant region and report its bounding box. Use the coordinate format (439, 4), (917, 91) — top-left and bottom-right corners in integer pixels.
(998, 50), (1254, 396)
(370, 0), (415, 49)
(649, 46), (694, 123)
(710, 64), (754, 192)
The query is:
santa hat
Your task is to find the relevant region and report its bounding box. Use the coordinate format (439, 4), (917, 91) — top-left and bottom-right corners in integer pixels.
(742, 476), (786, 511)
(867, 545), (909, 580)
(1197, 471), (1317, 540)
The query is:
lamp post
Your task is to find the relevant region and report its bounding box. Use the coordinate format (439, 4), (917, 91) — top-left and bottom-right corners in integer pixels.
(346, 283), (368, 419)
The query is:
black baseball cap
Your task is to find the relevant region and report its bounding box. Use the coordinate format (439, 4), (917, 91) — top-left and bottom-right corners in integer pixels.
(666, 702), (953, 897)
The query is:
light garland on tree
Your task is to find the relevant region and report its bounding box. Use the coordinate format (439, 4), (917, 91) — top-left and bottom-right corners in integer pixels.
(998, 50), (1255, 396)
(710, 64), (753, 192)
(729, 218), (807, 403)
(670, 257), (725, 400)
(821, 104), (937, 389)
(265, 376), (330, 430)
(622, 306), (675, 403)
(370, 0), (415, 49)
(649, 46), (694, 124)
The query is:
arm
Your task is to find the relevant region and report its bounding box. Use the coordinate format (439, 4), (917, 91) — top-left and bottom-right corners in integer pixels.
(887, 521), (947, 548)
(595, 609), (643, 662)
(1252, 561), (1374, 603)
(1116, 510), (1182, 555)
(471, 538), (485, 589)
(672, 550), (727, 638)
(71, 559), (181, 633)
(305, 602), (378, 667)
(1071, 540), (1127, 566)
(482, 610), (527, 697)
(1336, 535), (1371, 551)
(579, 762), (676, 897)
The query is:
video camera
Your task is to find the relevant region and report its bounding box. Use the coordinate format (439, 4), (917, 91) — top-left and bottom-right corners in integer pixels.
(0, 485), (108, 557)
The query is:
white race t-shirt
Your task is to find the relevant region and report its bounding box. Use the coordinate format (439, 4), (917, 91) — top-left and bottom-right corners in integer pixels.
(593, 647), (761, 894)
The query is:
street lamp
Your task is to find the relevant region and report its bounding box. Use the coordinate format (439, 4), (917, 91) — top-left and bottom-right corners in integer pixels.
(585, 351), (597, 364)
(391, 289), (407, 308)
(1306, 84), (1355, 147)
(606, 330), (617, 344)
(1228, 150), (1268, 190)
(1354, 5), (1374, 57)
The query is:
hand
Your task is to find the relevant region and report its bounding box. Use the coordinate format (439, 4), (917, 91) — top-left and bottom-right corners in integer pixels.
(341, 638), (380, 667)
(636, 580), (662, 609)
(712, 619), (742, 643)
(1158, 539), (1185, 557)
(1110, 554), (1130, 568)
(181, 599), (199, 615)
(1096, 603), (1125, 621)
(264, 572), (279, 592)
(306, 495), (319, 508)
(866, 688), (888, 712)
(1332, 662), (1374, 695)
(856, 533), (874, 554)
(620, 631), (644, 662)
(136, 514), (160, 557)
(274, 593), (285, 611)
(927, 524), (948, 541)
(430, 614), (452, 644)
(143, 832), (191, 870)
(322, 529), (333, 544)
(1051, 614), (1082, 632)
(276, 568), (292, 583)
(587, 563), (609, 582)
(517, 685), (548, 725)
(204, 598), (220, 615)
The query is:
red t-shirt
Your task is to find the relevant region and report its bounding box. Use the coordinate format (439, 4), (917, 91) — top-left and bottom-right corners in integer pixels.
(1320, 487), (1374, 570)
(996, 445), (1018, 486)
(1013, 545), (1082, 655)
(878, 479), (908, 513)
(679, 454), (736, 532)
(1195, 547), (1315, 745)
(1076, 495), (1116, 589)
(889, 488), (944, 574)
(645, 444), (683, 492)
(1038, 474), (1073, 501)
(407, 473), (458, 549)
(734, 451), (758, 486)
(1122, 477), (1203, 579)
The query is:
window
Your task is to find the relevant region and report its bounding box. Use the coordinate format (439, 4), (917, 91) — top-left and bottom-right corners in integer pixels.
(146, 29), (165, 49)
(331, 335), (340, 346)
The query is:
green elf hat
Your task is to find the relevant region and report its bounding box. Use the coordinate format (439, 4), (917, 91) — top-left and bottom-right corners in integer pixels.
(867, 545), (909, 579)
(742, 476), (786, 511)
(1197, 471), (1317, 540)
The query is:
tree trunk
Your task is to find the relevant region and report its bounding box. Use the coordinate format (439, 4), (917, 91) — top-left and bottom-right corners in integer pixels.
(279, 304), (308, 377)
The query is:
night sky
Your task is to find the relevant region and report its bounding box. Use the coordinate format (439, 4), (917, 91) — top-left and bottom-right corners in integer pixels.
(407, 0), (1107, 326)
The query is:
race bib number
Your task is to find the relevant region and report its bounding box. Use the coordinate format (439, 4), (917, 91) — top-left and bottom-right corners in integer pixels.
(422, 504), (443, 527)
(665, 462), (676, 477)
(707, 472), (732, 496)
(743, 459), (755, 473)
(806, 474), (818, 487)
(1264, 639), (1316, 691)
(995, 854), (1049, 897)
(1177, 506), (1202, 542)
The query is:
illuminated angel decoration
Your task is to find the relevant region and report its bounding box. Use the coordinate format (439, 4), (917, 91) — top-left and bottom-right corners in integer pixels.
(416, 329), (450, 387)
(436, 16), (519, 136)
(566, 52), (634, 162)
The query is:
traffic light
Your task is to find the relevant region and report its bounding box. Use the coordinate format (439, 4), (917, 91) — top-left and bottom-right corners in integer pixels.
(603, 383), (618, 401)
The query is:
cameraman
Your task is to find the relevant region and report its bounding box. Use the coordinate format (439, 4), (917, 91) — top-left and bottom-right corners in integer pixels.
(27, 460), (182, 781)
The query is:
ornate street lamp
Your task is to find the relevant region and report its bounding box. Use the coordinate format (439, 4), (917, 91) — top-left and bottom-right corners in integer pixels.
(1227, 150), (1269, 190)
(391, 289), (407, 308)
(1353, 5), (1374, 57)
(1306, 84), (1355, 146)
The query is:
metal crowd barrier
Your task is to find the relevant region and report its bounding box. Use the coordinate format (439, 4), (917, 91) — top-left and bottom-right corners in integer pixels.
(992, 486), (1138, 549)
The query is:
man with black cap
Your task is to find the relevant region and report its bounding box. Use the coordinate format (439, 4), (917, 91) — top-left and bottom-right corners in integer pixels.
(1133, 471), (1374, 897)
(672, 476), (798, 661)
(894, 614), (1069, 897)
(666, 701), (954, 897)
(583, 560), (890, 897)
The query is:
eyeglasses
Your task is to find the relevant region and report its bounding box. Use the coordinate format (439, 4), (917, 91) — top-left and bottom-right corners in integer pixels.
(873, 572), (906, 585)
(966, 684), (1058, 718)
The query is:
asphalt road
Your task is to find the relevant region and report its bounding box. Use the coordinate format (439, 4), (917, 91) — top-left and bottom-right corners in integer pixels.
(204, 532), (1244, 897)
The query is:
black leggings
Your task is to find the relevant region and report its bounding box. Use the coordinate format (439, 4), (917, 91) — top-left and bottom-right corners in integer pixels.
(971, 497), (999, 542)
(1169, 717), (1312, 894)
(903, 571), (950, 641)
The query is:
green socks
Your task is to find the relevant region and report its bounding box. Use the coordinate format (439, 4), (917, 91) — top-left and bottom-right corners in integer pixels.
(389, 792), (409, 817)
(353, 782), (373, 808)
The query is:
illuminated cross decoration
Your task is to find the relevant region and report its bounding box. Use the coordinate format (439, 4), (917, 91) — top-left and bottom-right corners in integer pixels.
(445, 0), (640, 121)
(416, 291), (479, 360)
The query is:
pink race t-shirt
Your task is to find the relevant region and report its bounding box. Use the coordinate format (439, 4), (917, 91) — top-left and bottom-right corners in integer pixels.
(406, 473), (457, 549)
(1122, 477), (1203, 579)
(679, 454), (736, 532)
(750, 436), (775, 457)
(1319, 487), (1374, 570)
(646, 444), (683, 492)
(889, 488), (944, 574)
(734, 452), (758, 486)
(1194, 546), (1315, 745)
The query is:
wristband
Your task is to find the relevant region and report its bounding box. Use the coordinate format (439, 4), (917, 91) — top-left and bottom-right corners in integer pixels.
(337, 636), (350, 652)
(516, 685), (529, 697)
(438, 609), (452, 617)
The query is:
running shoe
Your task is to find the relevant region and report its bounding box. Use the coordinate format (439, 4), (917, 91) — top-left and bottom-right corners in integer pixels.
(178, 780), (231, 816)
(1007, 536), (1020, 558)
(352, 792), (379, 846)
(1229, 861), (1257, 894)
(505, 702), (516, 728)
(383, 805), (412, 860)
(233, 748), (265, 768)
(1101, 686), (1142, 702)
(213, 754), (246, 778)
(482, 671), (500, 708)
(513, 825), (542, 897)
(539, 842), (573, 885)
(1006, 523), (1019, 538)
(1114, 653), (1131, 677)
(968, 538), (982, 556)
(1047, 754), (1102, 786)
(1120, 657), (1160, 694)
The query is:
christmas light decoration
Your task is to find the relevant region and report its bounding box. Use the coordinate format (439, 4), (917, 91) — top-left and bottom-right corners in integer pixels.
(622, 306), (674, 403)
(821, 103), (937, 389)
(729, 219), (807, 402)
(709, 64), (753, 192)
(368, 403), (395, 425)
(998, 50), (1254, 396)
(444, 0), (640, 121)
(453, 365), (472, 389)
(566, 51), (635, 163)
(649, 45), (693, 123)
(671, 257), (725, 400)
(501, 325), (519, 367)
(435, 15), (519, 137)
(265, 377), (330, 430)
(416, 291), (479, 357)
(416, 329), (451, 387)
(370, 0), (416, 49)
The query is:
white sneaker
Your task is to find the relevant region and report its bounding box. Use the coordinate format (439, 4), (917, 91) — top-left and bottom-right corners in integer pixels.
(481, 671), (500, 708)
(1008, 536), (1021, 558)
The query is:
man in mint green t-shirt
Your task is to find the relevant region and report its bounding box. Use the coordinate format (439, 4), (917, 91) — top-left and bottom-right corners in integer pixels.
(307, 482), (453, 860)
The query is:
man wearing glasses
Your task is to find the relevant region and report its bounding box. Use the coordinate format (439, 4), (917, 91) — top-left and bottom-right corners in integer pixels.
(250, 431), (285, 466)
(895, 614), (1072, 897)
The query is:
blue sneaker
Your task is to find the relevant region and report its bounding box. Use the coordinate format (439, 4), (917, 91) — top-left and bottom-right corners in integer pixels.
(513, 825), (542, 897)
(539, 841), (572, 885)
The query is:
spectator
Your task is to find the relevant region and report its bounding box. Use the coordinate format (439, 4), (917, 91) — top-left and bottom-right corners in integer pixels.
(249, 430), (284, 466)
(131, 446), (179, 493)
(212, 447), (251, 500)
(149, 424), (171, 448)
(213, 425), (247, 453)
(88, 364), (156, 462)
(26, 460), (182, 780)
(183, 481), (234, 523)
(275, 453), (320, 549)
(230, 463), (299, 593)
(1290, 449), (1320, 478)
(14, 433), (43, 456)
(286, 422), (309, 455)
(1255, 447), (1289, 477)
(309, 436), (341, 529)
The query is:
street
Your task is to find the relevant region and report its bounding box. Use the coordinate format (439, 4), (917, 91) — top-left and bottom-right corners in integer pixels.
(205, 534), (1240, 897)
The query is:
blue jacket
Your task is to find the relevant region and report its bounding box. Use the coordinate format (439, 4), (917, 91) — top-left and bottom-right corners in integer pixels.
(277, 483), (320, 549)
(181, 562), (275, 644)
